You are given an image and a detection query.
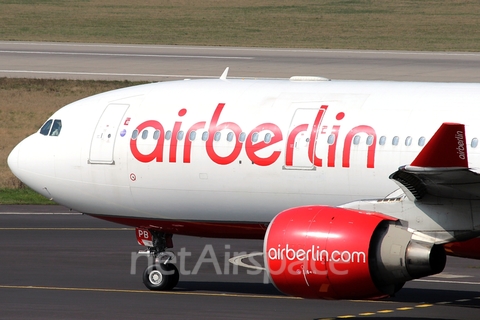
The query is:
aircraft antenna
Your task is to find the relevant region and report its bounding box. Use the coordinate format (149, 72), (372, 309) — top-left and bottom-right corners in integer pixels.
(220, 67), (229, 80)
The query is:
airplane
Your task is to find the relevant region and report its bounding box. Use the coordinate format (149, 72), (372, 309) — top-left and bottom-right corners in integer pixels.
(7, 69), (480, 300)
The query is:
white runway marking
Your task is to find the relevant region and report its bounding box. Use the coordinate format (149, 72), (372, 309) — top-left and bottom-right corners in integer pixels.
(0, 69), (283, 80)
(0, 69), (218, 78)
(429, 272), (472, 279)
(2, 41), (480, 57)
(0, 50), (253, 60)
(414, 279), (480, 285)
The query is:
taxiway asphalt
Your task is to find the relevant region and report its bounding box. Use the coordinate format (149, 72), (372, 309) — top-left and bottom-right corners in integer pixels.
(0, 211), (479, 319)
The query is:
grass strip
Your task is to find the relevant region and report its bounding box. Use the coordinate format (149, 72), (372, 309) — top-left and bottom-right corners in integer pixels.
(1, 0), (480, 51)
(0, 188), (54, 205)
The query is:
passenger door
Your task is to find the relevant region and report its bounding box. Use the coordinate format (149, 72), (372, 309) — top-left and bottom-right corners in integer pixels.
(89, 104), (129, 164)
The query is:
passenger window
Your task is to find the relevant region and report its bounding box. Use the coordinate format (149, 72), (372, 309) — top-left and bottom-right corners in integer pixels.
(265, 133), (272, 143)
(153, 130), (160, 140)
(239, 132), (246, 142)
(132, 129), (139, 140)
(379, 136), (386, 146)
(366, 135), (373, 146)
(214, 132), (221, 141)
(177, 131), (184, 141)
(49, 120), (62, 136)
(392, 136), (399, 146)
(252, 132), (259, 143)
(202, 131), (208, 141)
(405, 136), (412, 146)
(189, 131), (196, 141)
(40, 119), (53, 136)
(327, 134), (335, 145)
(165, 130), (172, 140)
(418, 136), (426, 146)
(227, 132), (234, 142)
(353, 135), (360, 145)
(142, 130), (148, 140)
(472, 138), (478, 148)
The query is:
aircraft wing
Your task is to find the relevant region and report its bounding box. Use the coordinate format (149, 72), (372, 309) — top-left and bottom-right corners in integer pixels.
(389, 123), (480, 200)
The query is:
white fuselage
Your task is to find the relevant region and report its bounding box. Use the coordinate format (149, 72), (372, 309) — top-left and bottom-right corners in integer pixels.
(8, 79), (480, 231)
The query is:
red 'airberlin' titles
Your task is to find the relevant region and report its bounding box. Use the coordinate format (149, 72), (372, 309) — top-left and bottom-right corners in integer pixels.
(130, 103), (377, 168)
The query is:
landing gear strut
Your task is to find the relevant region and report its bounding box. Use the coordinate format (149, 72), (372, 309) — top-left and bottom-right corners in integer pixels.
(138, 230), (179, 291)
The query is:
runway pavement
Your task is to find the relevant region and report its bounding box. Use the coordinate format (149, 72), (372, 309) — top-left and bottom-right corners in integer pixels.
(1, 41), (480, 82)
(0, 210), (479, 319)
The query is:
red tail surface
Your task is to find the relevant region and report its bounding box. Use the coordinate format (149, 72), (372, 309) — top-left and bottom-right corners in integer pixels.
(411, 123), (468, 168)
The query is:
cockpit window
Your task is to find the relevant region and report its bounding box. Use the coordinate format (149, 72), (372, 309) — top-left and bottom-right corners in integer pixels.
(39, 119), (62, 136)
(40, 119), (53, 136)
(50, 120), (62, 136)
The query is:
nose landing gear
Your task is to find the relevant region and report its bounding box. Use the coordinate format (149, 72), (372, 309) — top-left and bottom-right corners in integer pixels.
(143, 257), (180, 291)
(137, 229), (180, 291)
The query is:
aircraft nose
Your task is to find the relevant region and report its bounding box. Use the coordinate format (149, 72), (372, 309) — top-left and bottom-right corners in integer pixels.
(7, 134), (55, 195)
(7, 140), (21, 180)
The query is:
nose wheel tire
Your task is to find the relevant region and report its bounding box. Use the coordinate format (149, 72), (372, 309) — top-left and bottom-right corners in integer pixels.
(143, 263), (179, 291)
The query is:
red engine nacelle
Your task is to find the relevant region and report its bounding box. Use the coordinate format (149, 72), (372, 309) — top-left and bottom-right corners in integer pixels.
(264, 206), (446, 300)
